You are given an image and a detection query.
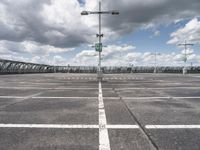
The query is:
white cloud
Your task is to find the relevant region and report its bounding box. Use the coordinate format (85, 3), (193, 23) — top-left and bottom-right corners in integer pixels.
(168, 18), (200, 44)
(73, 44), (135, 65)
(2, 44), (200, 66)
(1, 0), (200, 48)
(154, 30), (160, 37)
(180, 48), (194, 55)
(0, 41), (73, 55)
(72, 44), (200, 66)
(1, 0), (200, 66)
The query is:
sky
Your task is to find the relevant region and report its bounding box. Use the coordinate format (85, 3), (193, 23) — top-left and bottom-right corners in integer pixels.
(0, 0), (200, 66)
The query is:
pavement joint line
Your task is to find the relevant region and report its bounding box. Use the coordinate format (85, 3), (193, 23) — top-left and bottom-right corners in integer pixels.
(99, 81), (111, 150)
(118, 96), (158, 150)
(146, 125), (200, 129)
(0, 92), (44, 109)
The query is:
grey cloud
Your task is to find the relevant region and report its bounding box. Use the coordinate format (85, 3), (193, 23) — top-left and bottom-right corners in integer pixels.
(0, 0), (89, 48)
(101, 0), (200, 35)
(0, 0), (200, 51)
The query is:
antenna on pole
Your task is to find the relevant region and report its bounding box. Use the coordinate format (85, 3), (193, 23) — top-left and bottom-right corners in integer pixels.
(178, 40), (194, 75)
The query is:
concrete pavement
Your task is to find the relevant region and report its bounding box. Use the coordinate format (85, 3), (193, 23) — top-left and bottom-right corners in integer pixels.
(0, 73), (200, 150)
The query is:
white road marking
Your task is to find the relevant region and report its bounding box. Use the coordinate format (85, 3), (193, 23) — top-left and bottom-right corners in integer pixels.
(189, 75), (200, 78)
(0, 87), (98, 90)
(122, 97), (200, 99)
(32, 97), (96, 99)
(0, 124), (98, 128)
(99, 81), (111, 150)
(1, 96), (200, 99)
(0, 96), (97, 99)
(106, 125), (139, 129)
(0, 124), (139, 129)
(115, 87), (200, 90)
(0, 96), (25, 99)
(146, 125), (200, 129)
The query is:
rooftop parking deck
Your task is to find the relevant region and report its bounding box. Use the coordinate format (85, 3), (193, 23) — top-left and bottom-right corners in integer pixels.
(0, 73), (200, 150)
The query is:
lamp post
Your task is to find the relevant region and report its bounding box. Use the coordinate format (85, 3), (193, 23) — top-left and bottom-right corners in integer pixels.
(154, 51), (161, 73)
(81, 1), (119, 80)
(150, 51), (161, 73)
(178, 40), (194, 75)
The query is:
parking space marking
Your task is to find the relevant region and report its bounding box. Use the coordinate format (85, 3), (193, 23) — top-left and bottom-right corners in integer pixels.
(0, 96), (25, 99)
(115, 87), (200, 90)
(121, 97), (200, 99)
(0, 124), (99, 129)
(0, 87), (98, 90)
(0, 96), (98, 99)
(1, 96), (200, 99)
(0, 86), (200, 90)
(3, 124), (200, 130)
(99, 81), (111, 150)
(146, 125), (200, 129)
(0, 124), (140, 129)
(32, 97), (97, 99)
(106, 125), (139, 129)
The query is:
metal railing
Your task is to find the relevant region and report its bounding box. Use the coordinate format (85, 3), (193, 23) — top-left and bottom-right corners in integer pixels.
(1, 59), (200, 74)
(0, 59), (54, 74)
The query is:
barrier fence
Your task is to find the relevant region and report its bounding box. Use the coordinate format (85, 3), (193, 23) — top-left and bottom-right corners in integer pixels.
(1, 59), (200, 74)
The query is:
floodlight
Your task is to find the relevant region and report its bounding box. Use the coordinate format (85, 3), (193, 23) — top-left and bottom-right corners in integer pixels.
(81, 11), (89, 15)
(111, 11), (119, 15)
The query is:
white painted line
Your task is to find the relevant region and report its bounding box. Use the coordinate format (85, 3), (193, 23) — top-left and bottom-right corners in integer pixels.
(99, 81), (111, 150)
(0, 87), (98, 90)
(0, 124), (98, 129)
(146, 125), (200, 129)
(0, 96), (25, 99)
(32, 97), (96, 99)
(106, 125), (139, 129)
(0, 96), (97, 99)
(1, 96), (200, 100)
(121, 97), (200, 99)
(3, 124), (200, 129)
(115, 87), (200, 90)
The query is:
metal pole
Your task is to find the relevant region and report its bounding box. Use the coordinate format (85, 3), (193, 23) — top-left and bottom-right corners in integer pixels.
(81, 2), (119, 80)
(178, 41), (194, 75)
(99, 1), (101, 73)
(184, 40), (187, 68)
(154, 51), (157, 73)
(183, 40), (187, 75)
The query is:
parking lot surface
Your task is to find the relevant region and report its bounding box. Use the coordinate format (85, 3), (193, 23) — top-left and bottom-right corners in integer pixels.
(0, 73), (200, 150)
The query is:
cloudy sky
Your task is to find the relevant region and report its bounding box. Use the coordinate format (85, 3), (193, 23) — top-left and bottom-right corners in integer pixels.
(0, 0), (200, 66)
